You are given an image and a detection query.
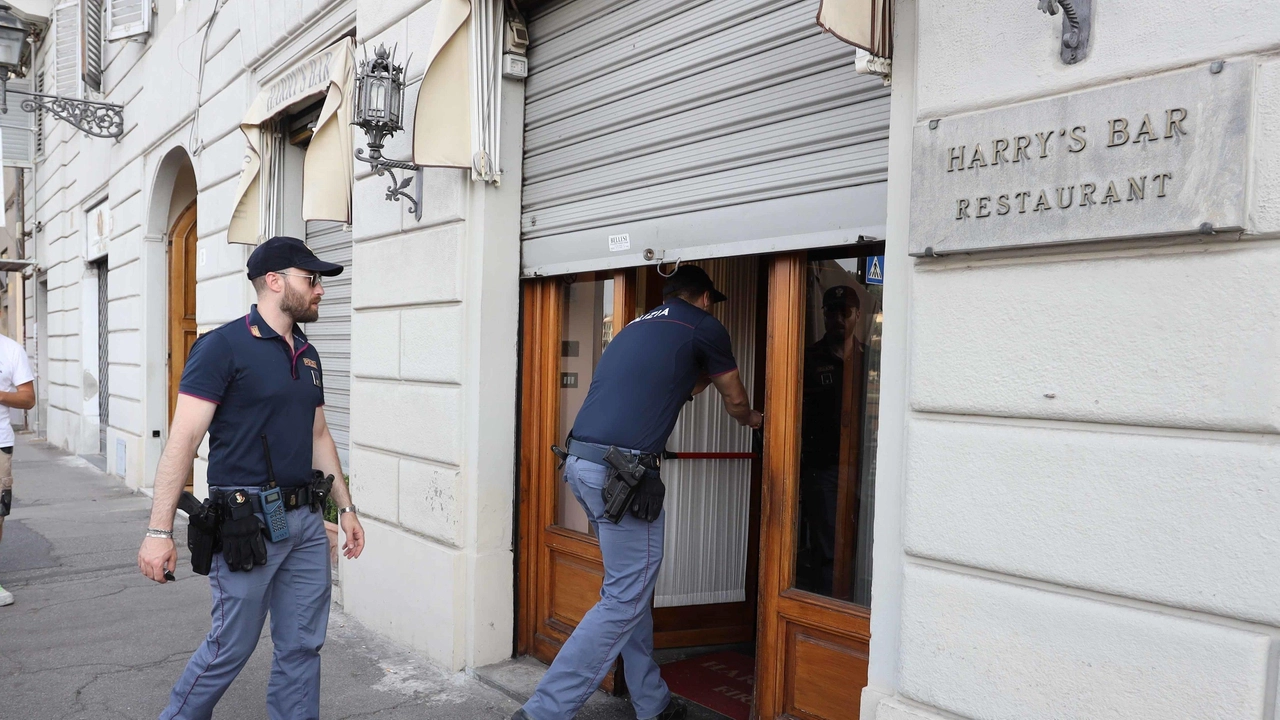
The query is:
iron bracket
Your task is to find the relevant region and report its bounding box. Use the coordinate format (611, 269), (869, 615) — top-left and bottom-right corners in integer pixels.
(3, 86), (124, 139)
(355, 148), (423, 222)
(1038, 0), (1092, 65)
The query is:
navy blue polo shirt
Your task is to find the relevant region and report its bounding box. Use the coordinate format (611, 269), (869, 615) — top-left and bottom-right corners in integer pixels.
(178, 305), (325, 488)
(572, 298), (738, 454)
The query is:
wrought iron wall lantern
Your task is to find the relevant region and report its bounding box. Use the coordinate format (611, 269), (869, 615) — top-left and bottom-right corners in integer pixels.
(0, 4), (124, 139)
(352, 44), (424, 221)
(1037, 0), (1091, 65)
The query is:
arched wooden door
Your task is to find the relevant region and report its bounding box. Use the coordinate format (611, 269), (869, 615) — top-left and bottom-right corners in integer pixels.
(167, 200), (198, 426)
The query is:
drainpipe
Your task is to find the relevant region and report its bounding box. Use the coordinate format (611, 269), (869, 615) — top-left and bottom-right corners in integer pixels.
(14, 167), (25, 430)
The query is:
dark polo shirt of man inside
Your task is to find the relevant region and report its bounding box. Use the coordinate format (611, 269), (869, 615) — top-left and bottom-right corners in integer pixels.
(178, 305), (325, 488)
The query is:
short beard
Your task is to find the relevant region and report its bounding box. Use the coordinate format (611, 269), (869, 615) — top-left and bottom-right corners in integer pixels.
(281, 283), (319, 324)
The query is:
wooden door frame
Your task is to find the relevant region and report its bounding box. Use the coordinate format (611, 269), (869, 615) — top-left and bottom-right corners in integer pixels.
(516, 266), (765, 681)
(167, 199), (198, 423)
(518, 273), (628, 691)
(755, 252), (872, 719)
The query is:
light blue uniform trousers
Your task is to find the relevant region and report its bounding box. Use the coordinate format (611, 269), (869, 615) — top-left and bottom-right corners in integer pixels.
(160, 494), (331, 720)
(523, 456), (671, 720)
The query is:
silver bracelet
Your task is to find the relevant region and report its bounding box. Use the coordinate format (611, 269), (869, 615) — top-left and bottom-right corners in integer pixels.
(146, 528), (173, 539)
(337, 505), (358, 516)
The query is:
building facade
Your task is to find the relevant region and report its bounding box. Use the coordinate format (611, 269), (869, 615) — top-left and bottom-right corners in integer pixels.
(14, 0), (1280, 718)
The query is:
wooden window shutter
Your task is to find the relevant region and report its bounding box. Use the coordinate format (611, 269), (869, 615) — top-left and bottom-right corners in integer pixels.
(106, 0), (149, 42)
(0, 76), (36, 166)
(53, 1), (81, 100)
(82, 0), (104, 92)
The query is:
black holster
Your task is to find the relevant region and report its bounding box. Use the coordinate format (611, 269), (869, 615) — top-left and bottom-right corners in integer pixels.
(178, 491), (221, 576)
(600, 447), (662, 524)
(309, 471), (335, 513)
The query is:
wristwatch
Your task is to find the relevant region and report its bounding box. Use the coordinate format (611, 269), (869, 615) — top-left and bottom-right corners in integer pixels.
(337, 505), (358, 516)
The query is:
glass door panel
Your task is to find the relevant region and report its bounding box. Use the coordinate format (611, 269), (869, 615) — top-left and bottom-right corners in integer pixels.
(793, 251), (884, 606)
(556, 274), (615, 535)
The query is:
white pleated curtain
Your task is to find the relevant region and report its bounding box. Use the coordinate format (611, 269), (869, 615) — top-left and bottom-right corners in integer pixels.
(655, 257), (758, 608)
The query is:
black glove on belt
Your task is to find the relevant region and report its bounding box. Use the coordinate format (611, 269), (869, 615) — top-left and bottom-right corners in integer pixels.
(629, 474), (666, 523)
(220, 493), (267, 572)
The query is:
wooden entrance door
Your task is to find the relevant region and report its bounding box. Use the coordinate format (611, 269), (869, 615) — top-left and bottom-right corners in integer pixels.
(168, 200), (198, 429)
(754, 250), (884, 720)
(518, 268), (764, 692)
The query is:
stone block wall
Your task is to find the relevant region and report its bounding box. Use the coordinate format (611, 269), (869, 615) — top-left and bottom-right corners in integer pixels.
(875, 1), (1280, 718)
(339, 0), (521, 672)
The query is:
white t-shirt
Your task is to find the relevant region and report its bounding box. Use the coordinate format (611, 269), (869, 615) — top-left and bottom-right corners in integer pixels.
(0, 334), (34, 448)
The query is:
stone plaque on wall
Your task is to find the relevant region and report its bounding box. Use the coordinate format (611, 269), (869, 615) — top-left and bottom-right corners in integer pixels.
(910, 62), (1251, 256)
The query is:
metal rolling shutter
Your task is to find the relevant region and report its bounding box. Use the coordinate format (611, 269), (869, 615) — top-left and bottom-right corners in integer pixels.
(520, 0), (891, 277)
(305, 220), (352, 471)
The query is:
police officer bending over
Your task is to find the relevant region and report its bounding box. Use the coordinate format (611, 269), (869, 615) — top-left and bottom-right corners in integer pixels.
(516, 265), (763, 720)
(138, 236), (366, 720)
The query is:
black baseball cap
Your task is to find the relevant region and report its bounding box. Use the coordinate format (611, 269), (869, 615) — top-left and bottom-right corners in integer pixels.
(823, 285), (859, 310)
(662, 264), (727, 303)
(246, 236), (344, 280)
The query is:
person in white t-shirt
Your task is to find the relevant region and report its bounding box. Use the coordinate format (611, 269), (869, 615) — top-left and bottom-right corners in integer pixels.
(0, 333), (35, 607)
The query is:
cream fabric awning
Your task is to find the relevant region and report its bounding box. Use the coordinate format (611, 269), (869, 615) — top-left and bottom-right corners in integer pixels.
(228, 37), (356, 245)
(412, 0), (472, 169)
(817, 0), (893, 58)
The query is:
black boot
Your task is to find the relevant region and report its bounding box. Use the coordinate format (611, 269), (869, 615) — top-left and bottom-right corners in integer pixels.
(654, 697), (688, 720)
(511, 710), (534, 720)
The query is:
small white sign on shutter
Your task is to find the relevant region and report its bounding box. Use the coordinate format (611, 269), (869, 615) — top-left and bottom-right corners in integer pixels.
(54, 1), (81, 100)
(106, 0), (149, 42)
(0, 76), (35, 167)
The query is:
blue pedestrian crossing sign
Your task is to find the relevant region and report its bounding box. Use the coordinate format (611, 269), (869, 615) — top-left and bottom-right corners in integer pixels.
(866, 255), (884, 285)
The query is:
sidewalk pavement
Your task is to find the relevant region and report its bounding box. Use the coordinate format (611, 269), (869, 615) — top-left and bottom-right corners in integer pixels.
(0, 436), (540, 719)
(0, 435), (716, 720)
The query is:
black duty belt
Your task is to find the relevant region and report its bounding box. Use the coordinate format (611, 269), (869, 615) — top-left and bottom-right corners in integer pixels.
(566, 438), (654, 467)
(213, 486), (315, 513)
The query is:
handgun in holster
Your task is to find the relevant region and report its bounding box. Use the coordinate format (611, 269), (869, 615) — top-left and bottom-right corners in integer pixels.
(550, 445), (569, 469)
(178, 491), (222, 576)
(600, 446), (649, 524)
(309, 470), (335, 513)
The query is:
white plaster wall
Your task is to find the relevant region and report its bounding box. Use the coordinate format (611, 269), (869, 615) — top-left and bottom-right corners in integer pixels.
(899, 566), (1272, 720)
(878, 2), (1280, 719)
(906, 418), (1280, 626)
(340, 0), (520, 673)
(910, 243), (1280, 431)
(915, 1), (1280, 119)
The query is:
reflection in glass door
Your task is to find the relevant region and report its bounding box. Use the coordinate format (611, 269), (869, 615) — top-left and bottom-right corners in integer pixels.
(794, 253), (883, 606)
(556, 274), (614, 535)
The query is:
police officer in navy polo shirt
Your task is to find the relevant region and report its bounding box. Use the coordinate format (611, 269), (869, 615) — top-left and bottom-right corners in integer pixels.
(138, 236), (366, 720)
(516, 265), (763, 720)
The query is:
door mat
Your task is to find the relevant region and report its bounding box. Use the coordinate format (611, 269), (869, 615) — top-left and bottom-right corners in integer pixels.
(660, 651), (755, 720)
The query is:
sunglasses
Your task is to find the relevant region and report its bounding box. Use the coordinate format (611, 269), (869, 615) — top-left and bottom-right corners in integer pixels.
(273, 271), (324, 287)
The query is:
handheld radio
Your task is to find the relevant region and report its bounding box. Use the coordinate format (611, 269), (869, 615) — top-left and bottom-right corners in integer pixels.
(260, 435), (290, 543)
